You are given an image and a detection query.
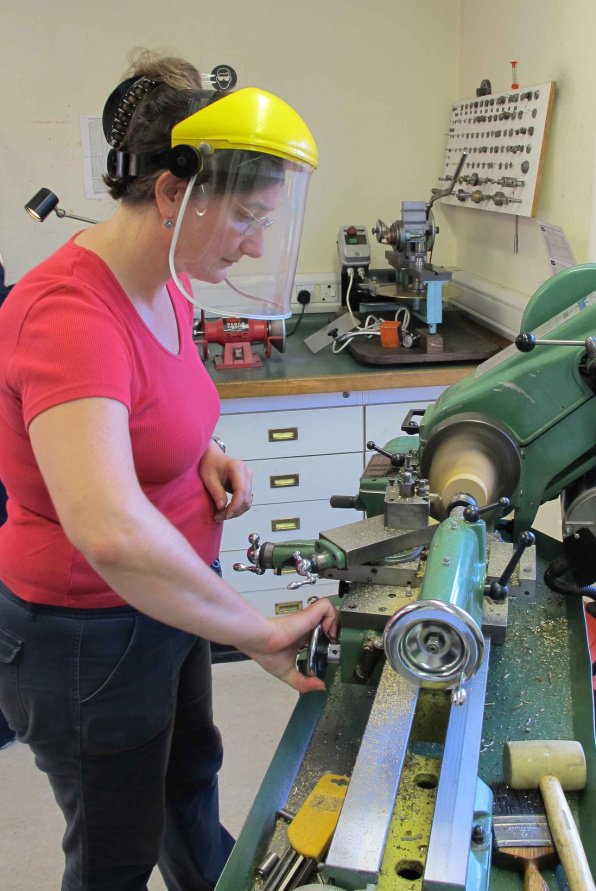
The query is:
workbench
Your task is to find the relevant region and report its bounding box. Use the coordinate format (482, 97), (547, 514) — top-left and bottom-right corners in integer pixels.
(206, 314), (487, 400)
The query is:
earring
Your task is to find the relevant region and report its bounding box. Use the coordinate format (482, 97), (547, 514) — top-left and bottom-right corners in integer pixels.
(164, 218), (174, 229)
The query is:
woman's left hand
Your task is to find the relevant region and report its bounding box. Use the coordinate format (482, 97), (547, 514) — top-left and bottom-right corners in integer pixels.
(199, 441), (254, 521)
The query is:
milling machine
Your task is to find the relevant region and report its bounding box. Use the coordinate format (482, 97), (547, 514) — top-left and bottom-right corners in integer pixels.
(337, 154), (500, 366)
(216, 265), (596, 891)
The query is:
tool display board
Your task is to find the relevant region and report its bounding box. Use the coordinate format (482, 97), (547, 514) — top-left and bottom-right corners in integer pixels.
(440, 82), (555, 217)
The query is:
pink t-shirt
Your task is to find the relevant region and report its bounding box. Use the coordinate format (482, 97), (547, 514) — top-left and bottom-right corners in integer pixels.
(0, 238), (221, 608)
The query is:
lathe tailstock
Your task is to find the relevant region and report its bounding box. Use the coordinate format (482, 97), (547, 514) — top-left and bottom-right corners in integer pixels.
(218, 265), (596, 891)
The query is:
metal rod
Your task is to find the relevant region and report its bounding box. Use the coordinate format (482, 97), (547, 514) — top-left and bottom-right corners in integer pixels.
(286, 857), (317, 889)
(256, 852), (280, 878)
(261, 847), (298, 891)
(533, 339), (588, 347)
(275, 854), (306, 891)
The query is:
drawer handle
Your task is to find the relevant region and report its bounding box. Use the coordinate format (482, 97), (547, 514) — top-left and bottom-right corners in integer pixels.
(268, 427), (298, 443)
(271, 517), (300, 533)
(270, 473), (299, 489)
(275, 600), (303, 614)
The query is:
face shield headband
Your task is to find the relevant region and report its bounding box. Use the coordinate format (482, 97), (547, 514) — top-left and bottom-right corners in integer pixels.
(167, 150), (312, 320)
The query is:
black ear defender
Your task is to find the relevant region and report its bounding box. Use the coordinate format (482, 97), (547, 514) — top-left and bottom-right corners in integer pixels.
(168, 141), (215, 182)
(166, 144), (203, 178)
(106, 141), (212, 182)
(102, 65), (234, 182)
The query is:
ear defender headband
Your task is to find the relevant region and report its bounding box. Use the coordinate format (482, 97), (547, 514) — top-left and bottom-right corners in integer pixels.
(102, 76), (158, 150)
(102, 77), (224, 182)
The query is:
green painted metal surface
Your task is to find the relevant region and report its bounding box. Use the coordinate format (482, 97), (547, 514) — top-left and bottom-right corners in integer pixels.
(215, 534), (596, 891)
(420, 515), (486, 625)
(521, 263), (596, 331)
(418, 292), (596, 531)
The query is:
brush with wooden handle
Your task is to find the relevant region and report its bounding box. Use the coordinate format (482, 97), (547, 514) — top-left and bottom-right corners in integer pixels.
(492, 783), (557, 890)
(504, 740), (595, 891)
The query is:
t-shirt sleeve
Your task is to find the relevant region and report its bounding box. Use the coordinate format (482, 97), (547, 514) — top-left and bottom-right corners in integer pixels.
(7, 289), (134, 428)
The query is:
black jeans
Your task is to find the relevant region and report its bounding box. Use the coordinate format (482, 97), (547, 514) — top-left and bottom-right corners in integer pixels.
(0, 581), (234, 891)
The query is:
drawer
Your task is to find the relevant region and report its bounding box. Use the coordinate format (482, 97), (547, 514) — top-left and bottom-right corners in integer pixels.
(215, 405), (362, 460)
(248, 451), (363, 505)
(220, 498), (363, 552)
(365, 400), (435, 450)
(219, 549), (338, 614)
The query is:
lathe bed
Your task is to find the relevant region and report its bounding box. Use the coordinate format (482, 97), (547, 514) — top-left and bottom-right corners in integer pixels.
(216, 534), (595, 891)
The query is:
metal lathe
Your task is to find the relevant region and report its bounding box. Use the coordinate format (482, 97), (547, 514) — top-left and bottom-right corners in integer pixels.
(216, 264), (596, 891)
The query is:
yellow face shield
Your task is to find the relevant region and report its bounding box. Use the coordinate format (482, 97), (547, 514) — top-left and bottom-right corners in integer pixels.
(167, 88), (317, 320)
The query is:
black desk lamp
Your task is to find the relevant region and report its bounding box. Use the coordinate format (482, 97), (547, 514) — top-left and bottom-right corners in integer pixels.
(24, 188), (98, 225)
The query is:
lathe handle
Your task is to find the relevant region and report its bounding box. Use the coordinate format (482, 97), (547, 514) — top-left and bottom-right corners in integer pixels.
(463, 497), (511, 523)
(401, 408), (427, 435)
(366, 441), (405, 467)
(329, 495), (361, 509)
(516, 332), (596, 352)
(539, 775), (596, 891)
(487, 530), (535, 601)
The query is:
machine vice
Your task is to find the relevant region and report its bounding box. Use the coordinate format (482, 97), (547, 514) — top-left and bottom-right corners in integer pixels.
(216, 264), (596, 891)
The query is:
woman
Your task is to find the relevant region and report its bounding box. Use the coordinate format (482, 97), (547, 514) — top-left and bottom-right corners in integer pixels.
(0, 256), (16, 751)
(0, 50), (338, 891)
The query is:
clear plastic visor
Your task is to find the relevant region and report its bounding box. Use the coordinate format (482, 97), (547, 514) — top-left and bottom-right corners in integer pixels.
(168, 151), (312, 320)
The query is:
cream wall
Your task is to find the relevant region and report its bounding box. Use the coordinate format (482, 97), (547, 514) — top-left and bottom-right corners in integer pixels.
(455, 0), (596, 309)
(1, 0), (459, 283)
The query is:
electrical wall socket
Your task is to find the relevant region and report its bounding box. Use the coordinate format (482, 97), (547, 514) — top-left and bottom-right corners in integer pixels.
(291, 273), (341, 313)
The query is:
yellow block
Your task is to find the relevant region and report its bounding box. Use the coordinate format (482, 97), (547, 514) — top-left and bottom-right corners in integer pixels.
(287, 773), (350, 860)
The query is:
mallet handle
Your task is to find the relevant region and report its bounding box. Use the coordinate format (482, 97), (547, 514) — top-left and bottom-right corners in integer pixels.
(539, 775), (596, 891)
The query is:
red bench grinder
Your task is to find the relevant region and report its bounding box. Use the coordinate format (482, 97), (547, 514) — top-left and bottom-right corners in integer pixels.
(193, 312), (286, 370)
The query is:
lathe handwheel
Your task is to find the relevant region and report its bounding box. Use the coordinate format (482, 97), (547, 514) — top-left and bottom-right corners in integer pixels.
(383, 599), (484, 689)
(298, 622), (340, 679)
(300, 623), (326, 679)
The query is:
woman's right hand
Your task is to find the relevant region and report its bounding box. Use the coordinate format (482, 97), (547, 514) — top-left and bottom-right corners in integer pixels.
(245, 597), (340, 693)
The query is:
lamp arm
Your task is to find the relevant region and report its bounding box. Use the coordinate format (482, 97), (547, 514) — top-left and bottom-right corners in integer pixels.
(54, 208), (98, 225)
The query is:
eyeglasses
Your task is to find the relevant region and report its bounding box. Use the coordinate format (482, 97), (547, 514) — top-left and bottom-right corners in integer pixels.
(232, 200), (275, 233)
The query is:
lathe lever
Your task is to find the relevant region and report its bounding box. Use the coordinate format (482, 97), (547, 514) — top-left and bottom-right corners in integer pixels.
(463, 497), (511, 523)
(427, 152), (468, 213)
(516, 331), (596, 353)
(486, 530), (536, 602)
(516, 332), (596, 391)
(233, 532), (267, 574)
(287, 551), (318, 590)
(366, 440), (405, 467)
(232, 561), (266, 575)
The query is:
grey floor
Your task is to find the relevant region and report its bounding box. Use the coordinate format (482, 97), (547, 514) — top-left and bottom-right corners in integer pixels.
(0, 659), (298, 891)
